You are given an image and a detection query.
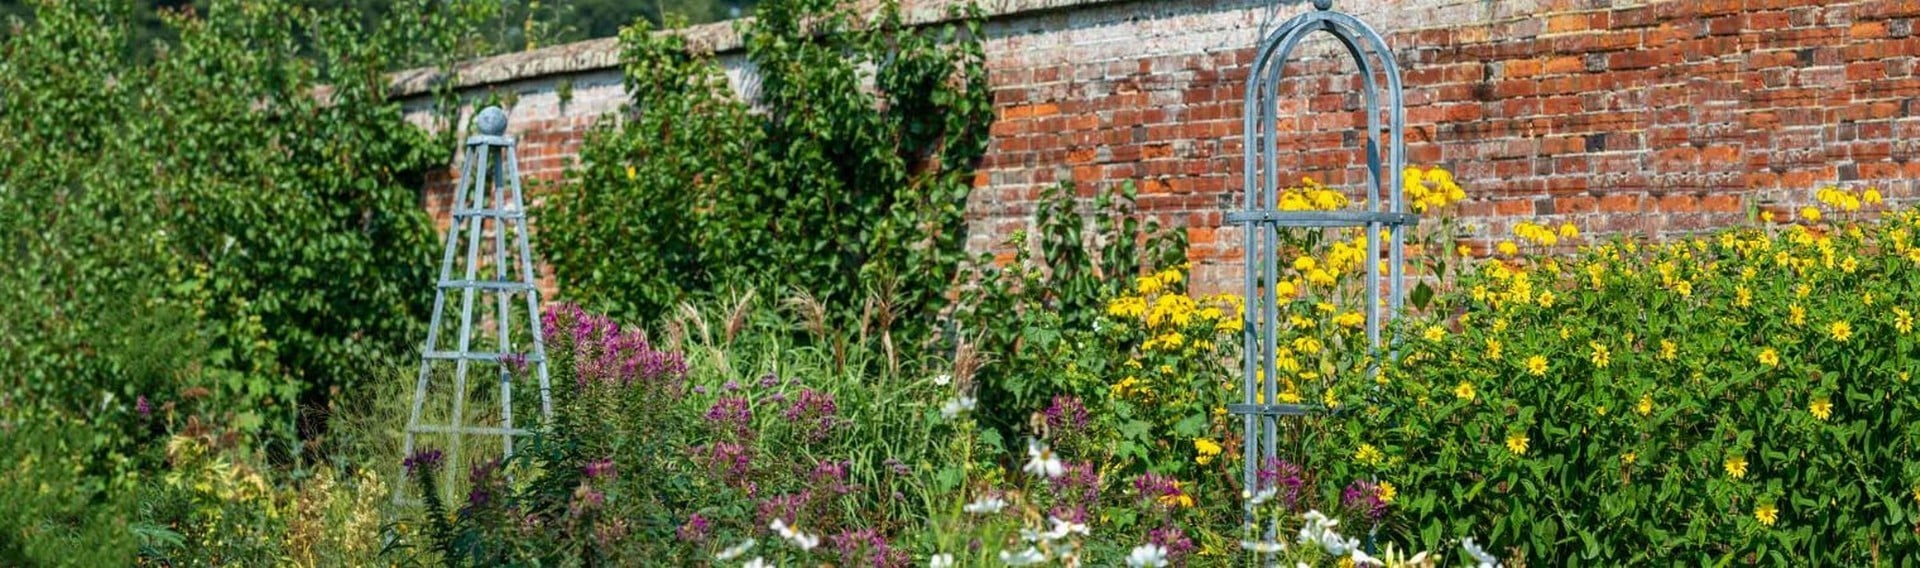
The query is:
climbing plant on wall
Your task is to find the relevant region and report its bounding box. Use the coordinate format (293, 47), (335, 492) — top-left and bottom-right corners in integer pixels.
(538, 0), (992, 341)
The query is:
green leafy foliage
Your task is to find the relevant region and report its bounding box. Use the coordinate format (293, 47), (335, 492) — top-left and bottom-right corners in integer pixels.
(537, 0), (992, 344)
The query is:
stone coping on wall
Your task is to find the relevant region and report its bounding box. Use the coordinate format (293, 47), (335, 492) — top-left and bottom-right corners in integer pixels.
(388, 0), (1213, 98)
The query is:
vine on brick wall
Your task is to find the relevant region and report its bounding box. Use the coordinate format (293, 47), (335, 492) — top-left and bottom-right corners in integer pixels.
(537, 0), (992, 340)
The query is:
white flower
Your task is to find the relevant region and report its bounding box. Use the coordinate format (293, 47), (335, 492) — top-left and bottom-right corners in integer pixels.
(999, 547), (1047, 566)
(1023, 439), (1064, 478)
(933, 374), (952, 386)
(1035, 516), (1089, 541)
(770, 518), (819, 551)
(1297, 510), (1357, 556)
(963, 495), (1007, 514)
(928, 553), (955, 568)
(1349, 548), (1383, 566)
(1461, 537), (1500, 568)
(1247, 487), (1277, 506)
(743, 557), (771, 568)
(1125, 543), (1169, 567)
(940, 396), (977, 419)
(716, 538), (756, 561)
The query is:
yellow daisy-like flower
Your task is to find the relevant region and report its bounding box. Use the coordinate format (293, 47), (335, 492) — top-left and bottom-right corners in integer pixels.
(1334, 311), (1366, 329)
(1659, 339), (1678, 361)
(1801, 206), (1822, 222)
(1497, 240), (1519, 256)
(1138, 274), (1165, 295)
(1734, 285), (1752, 308)
(1788, 305), (1806, 326)
(1828, 320), (1853, 343)
(1537, 290), (1555, 308)
(625, 164), (637, 180)
(1377, 481), (1397, 504)
(1505, 433), (1529, 456)
(1896, 308), (1914, 335)
(1621, 452), (1637, 465)
(1454, 381), (1476, 403)
(1841, 255), (1859, 273)
(1423, 325), (1446, 342)
(1761, 210), (1775, 223)
(1636, 393), (1654, 416)
(1758, 347), (1780, 368)
(1485, 339), (1503, 361)
(1526, 355), (1547, 377)
(1724, 455), (1747, 479)
(1354, 443), (1384, 466)
(1589, 342), (1611, 369)
(1293, 256), (1318, 272)
(1755, 504), (1778, 526)
(1194, 438), (1223, 465)
(1559, 222), (1579, 239)
(1810, 397), (1832, 420)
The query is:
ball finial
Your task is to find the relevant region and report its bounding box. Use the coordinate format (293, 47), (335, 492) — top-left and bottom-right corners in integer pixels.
(1312, 0), (1332, 10)
(474, 106), (508, 136)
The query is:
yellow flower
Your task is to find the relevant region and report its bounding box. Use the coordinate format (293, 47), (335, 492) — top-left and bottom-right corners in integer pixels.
(1526, 355), (1547, 377)
(1497, 240), (1519, 256)
(1138, 274), (1164, 295)
(1354, 443), (1384, 466)
(1724, 455), (1747, 479)
(1865, 188), (1884, 204)
(1735, 286), (1752, 308)
(1802, 206), (1822, 222)
(1621, 452), (1637, 465)
(1307, 268), (1337, 287)
(1276, 279), (1298, 298)
(1537, 291), (1555, 308)
(1485, 339), (1503, 361)
(1333, 311), (1365, 329)
(1423, 325), (1445, 342)
(1505, 433), (1529, 456)
(1841, 255), (1859, 273)
(1559, 222), (1579, 239)
(1589, 342), (1611, 369)
(1755, 504), (1778, 526)
(1895, 308), (1914, 335)
(1636, 393), (1654, 416)
(1762, 210), (1775, 223)
(1457, 244), (1472, 257)
(1454, 381), (1476, 403)
(1194, 439), (1223, 465)
(1659, 339), (1678, 361)
(1810, 397), (1832, 420)
(1788, 305), (1806, 326)
(1293, 256), (1318, 272)
(1292, 336), (1323, 356)
(1376, 481), (1397, 504)
(1106, 296), (1148, 319)
(1758, 347), (1780, 368)
(1828, 320), (1853, 343)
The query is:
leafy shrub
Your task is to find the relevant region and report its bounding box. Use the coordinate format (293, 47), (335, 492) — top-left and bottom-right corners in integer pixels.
(539, 0), (992, 341)
(1318, 187), (1920, 563)
(0, 0), (489, 448)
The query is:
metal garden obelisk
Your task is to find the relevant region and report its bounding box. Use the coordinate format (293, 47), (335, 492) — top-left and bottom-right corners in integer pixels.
(402, 106), (553, 494)
(1226, 0), (1415, 542)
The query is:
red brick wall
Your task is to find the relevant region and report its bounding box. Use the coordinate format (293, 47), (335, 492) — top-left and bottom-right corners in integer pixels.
(398, 0), (1920, 297)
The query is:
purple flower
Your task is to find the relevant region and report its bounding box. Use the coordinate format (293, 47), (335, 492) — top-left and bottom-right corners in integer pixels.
(1132, 472), (1183, 507)
(1256, 457), (1306, 509)
(810, 460), (853, 495)
(759, 373), (781, 388)
(584, 458), (617, 481)
(784, 388), (840, 443)
(676, 513), (711, 543)
(693, 385), (708, 395)
(1044, 395), (1089, 432)
(703, 396), (754, 439)
(1049, 460), (1100, 506)
(1148, 524), (1196, 565)
(757, 491), (813, 526)
(403, 448), (444, 475)
(723, 379), (742, 392)
(883, 457), (910, 476)
(697, 442), (753, 482)
(135, 395), (151, 418)
(831, 527), (908, 567)
(1341, 478), (1389, 521)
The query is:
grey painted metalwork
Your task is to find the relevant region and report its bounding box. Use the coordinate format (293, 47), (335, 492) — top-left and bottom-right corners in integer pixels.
(1229, 0), (1415, 542)
(402, 106), (553, 499)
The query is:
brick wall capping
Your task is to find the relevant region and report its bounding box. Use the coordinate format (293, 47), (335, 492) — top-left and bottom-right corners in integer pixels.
(386, 0), (1126, 98)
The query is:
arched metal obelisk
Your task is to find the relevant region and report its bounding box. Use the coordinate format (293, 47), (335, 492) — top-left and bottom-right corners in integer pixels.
(1226, 0), (1415, 537)
(402, 106), (553, 497)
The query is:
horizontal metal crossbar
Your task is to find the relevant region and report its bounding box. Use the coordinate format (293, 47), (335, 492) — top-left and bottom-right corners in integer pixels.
(1226, 210), (1419, 228)
(407, 425), (531, 436)
(423, 351), (547, 362)
(438, 279), (536, 291)
(451, 208), (527, 220)
(1226, 403), (1325, 417)
(465, 134), (515, 147)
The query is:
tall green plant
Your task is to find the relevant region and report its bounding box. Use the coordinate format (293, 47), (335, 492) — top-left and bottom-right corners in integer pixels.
(538, 0), (992, 342)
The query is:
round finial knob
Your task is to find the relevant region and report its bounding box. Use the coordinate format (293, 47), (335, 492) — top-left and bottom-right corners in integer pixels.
(1312, 0), (1332, 9)
(474, 106), (508, 136)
